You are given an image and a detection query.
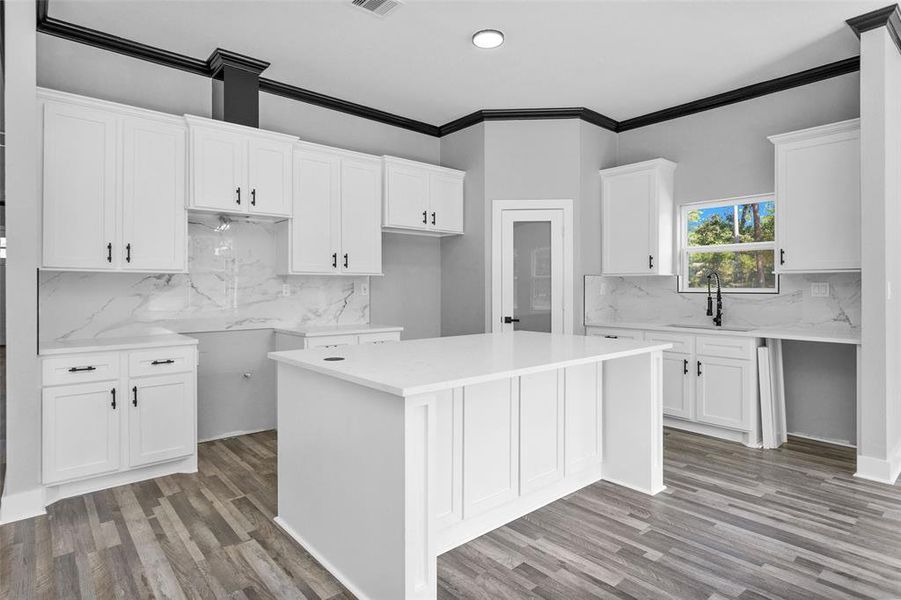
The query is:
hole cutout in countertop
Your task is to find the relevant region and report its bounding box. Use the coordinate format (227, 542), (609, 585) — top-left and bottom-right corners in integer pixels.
(323, 356), (345, 362)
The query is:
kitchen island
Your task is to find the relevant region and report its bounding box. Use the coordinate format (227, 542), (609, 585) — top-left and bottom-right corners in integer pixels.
(269, 331), (670, 600)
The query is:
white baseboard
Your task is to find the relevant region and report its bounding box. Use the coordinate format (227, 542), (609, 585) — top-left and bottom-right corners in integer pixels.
(0, 487), (46, 525)
(664, 418), (758, 447)
(603, 476), (666, 497)
(198, 427), (275, 443)
(855, 444), (901, 485)
(787, 431), (856, 449)
(274, 516), (374, 600)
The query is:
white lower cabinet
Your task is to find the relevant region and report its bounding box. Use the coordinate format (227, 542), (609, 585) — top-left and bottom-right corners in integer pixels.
(41, 342), (198, 490)
(587, 326), (760, 445)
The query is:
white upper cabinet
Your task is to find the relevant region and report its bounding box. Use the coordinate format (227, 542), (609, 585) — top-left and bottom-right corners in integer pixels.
(186, 115), (296, 218)
(41, 90), (187, 273)
(42, 100), (118, 270)
(383, 156), (465, 236)
(600, 159), (676, 276)
(277, 142), (383, 276)
(769, 119), (860, 273)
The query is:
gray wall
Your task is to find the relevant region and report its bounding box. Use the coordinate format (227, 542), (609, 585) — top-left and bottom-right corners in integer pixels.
(616, 72), (860, 445)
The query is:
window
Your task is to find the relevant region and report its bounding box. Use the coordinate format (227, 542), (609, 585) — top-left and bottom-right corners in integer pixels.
(679, 194), (776, 292)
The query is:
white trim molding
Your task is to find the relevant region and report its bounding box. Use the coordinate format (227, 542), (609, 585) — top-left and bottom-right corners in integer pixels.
(0, 487), (47, 525)
(855, 440), (901, 484)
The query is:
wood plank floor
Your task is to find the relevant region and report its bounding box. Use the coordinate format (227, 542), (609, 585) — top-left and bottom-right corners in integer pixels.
(2, 429), (900, 599)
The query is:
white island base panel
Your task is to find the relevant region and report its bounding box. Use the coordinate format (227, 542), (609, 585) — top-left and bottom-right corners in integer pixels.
(274, 349), (664, 600)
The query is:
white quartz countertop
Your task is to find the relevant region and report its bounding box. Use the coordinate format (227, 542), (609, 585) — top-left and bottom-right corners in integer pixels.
(39, 334), (199, 356)
(585, 321), (861, 345)
(273, 324), (403, 338)
(268, 331), (671, 397)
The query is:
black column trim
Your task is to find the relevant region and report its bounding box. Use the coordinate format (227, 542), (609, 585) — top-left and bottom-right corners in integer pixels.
(847, 4), (901, 55)
(617, 56), (860, 132)
(207, 48), (269, 79)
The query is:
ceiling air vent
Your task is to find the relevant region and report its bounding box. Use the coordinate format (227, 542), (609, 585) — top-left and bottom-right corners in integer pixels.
(351, 0), (402, 17)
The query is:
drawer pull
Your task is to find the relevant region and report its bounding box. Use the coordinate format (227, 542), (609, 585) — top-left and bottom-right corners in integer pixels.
(151, 359), (175, 365)
(604, 335), (618, 339)
(68, 366), (97, 373)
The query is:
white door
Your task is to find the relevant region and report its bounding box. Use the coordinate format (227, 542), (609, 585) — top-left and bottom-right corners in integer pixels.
(601, 170), (654, 275)
(340, 157), (382, 275)
(696, 355), (751, 430)
(498, 209), (564, 333)
(429, 172), (464, 233)
(248, 138), (292, 217)
(385, 162), (429, 229)
(661, 352), (693, 420)
(42, 382), (120, 484)
(121, 116), (186, 272)
(191, 127), (247, 212)
(42, 101), (118, 270)
(292, 149), (341, 273)
(128, 373), (194, 467)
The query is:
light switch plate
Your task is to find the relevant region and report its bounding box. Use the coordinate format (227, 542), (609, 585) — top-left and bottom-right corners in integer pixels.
(810, 282), (830, 298)
(355, 280), (369, 297)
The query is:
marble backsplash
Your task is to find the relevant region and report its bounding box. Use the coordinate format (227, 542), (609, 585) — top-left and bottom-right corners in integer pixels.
(39, 214), (369, 342)
(584, 273), (861, 331)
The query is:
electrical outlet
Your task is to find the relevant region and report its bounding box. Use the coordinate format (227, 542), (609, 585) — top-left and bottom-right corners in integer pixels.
(282, 284), (290, 297)
(810, 282), (830, 298)
(355, 280), (369, 297)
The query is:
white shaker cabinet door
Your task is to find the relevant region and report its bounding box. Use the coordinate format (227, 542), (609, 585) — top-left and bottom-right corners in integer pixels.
(340, 157), (383, 275)
(42, 101), (118, 270)
(128, 372), (195, 467)
(384, 161), (429, 229)
(292, 149), (341, 273)
(248, 138), (292, 217)
(190, 127), (247, 212)
(695, 355), (752, 430)
(601, 169), (654, 275)
(660, 352), (693, 420)
(121, 116), (187, 272)
(43, 381), (121, 484)
(429, 171), (464, 234)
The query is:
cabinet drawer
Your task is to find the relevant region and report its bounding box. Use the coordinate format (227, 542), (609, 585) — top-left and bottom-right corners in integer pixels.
(644, 331), (694, 354)
(306, 335), (358, 349)
(586, 327), (644, 341)
(358, 332), (401, 344)
(696, 335), (756, 360)
(43, 353), (120, 386)
(128, 346), (195, 377)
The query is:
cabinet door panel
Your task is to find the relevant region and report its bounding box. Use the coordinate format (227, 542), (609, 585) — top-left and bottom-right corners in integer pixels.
(384, 163), (429, 229)
(43, 382), (120, 484)
(601, 170), (654, 275)
(661, 352), (693, 420)
(292, 150), (341, 273)
(429, 172), (464, 233)
(564, 363), (601, 475)
(519, 370), (563, 494)
(462, 379), (518, 517)
(191, 128), (246, 211)
(434, 389), (462, 528)
(42, 101), (118, 269)
(248, 139), (292, 216)
(340, 158), (382, 274)
(696, 355), (752, 430)
(777, 133), (860, 271)
(121, 117), (186, 271)
(128, 373), (194, 467)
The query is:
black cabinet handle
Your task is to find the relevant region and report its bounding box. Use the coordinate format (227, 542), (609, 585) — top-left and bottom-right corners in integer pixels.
(343, 253), (349, 268)
(649, 255), (654, 270)
(126, 243), (131, 263)
(110, 388), (117, 410)
(332, 252), (337, 268)
(683, 359), (689, 375)
(422, 210), (428, 224)
(236, 187), (241, 205)
(251, 188), (256, 206)
(107, 242), (112, 263)
(132, 386), (138, 407)
(780, 249), (785, 265)
(697, 361), (702, 377)
(431, 212), (436, 226)
(68, 366), (96, 373)
(150, 359), (175, 365)
(604, 335), (618, 339)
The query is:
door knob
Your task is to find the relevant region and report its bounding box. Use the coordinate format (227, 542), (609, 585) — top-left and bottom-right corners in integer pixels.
(503, 316), (520, 324)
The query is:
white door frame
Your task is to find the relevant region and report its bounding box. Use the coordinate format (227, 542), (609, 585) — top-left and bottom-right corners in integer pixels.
(491, 199), (574, 334)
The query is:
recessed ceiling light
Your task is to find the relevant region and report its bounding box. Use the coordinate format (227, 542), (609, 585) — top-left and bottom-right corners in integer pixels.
(472, 29), (504, 49)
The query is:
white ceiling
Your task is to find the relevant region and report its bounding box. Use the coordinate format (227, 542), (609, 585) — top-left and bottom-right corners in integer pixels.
(50, 0), (880, 125)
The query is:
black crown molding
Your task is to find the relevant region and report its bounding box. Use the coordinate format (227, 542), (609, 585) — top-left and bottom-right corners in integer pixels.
(847, 4), (901, 55)
(35, 0), (865, 139)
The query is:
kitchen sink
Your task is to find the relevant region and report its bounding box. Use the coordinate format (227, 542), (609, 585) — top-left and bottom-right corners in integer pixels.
(666, 323), (756, 333)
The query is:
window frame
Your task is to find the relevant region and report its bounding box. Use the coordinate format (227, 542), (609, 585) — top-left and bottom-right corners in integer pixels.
(678, 193), (779, 294)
